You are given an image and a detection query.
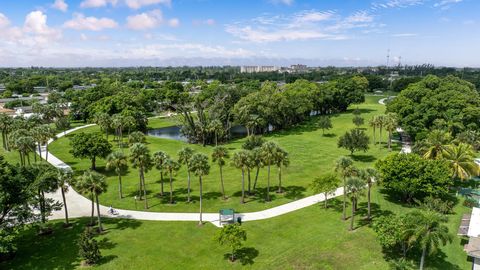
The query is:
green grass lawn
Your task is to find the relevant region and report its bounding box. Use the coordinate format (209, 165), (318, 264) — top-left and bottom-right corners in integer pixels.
(47, 95), (400, 213)
(1, 187), (471, 270)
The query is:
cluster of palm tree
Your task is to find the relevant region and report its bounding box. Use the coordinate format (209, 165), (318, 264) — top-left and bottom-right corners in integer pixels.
(94, 113), (137, 147)
(335, 156), (379, 230)
(368, 113), (397, 150)
(415, 129), (479, 180)
(0, 113), (57, 166)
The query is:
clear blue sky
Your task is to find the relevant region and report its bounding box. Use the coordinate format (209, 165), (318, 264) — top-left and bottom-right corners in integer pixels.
(0, 0), (478, 67)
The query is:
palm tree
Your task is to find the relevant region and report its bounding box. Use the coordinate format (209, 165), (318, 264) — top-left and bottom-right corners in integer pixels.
(57, 169), (73, 226)
(112, 114), (125, 148)
(232, 150), (250, 204)
(384, 114), (397, 151)
(189, 153), (210, 225)
(0, 113), (13, 150)
(406, 211), (452, 270)
(346, 176), (365, 231)
(261, 141), (279, 202)
(275, 147), (289, 193)
(14, 135), (36, 166)
(94, 113), (111, 140)
(335, 156), (355, 220)
(153, 151), (169, 196)
(369, 116), (377, 145)
(251, 147), (264, 191)
(209, 119), (223, 146)
(128, 131), (146, 145)
(129, 143), (152, 209)
(106, 151), (128, 199)
(376, 115), (385, 145)
(123, 115), (136, 137)
(164, 158), (181, 204)
(178, 147), (195, 202)
(442, 143), (479, 180)
(360, 168), (378, 220)
(212, 146), (229, 200)
(422, 130), (452, 159)
(77, 170), (108, 232)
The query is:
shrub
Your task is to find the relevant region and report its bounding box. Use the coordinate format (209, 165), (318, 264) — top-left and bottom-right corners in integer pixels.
(78, 228), (101, 265)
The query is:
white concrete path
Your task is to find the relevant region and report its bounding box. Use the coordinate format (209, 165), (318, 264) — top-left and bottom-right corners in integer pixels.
(43, 123), (348, 227)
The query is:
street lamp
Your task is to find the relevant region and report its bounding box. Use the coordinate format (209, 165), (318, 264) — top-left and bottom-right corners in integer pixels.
(134, 196), (137, 209)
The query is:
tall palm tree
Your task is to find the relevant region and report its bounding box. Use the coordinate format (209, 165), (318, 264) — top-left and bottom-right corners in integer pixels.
(178, 147), (195, 202)
(0, 113), (13, 150)
(275, 147), (289, 193)
(153, 151), (169, 196)
(335, 156), (355, 220)
(261, 141), (279, 202)
(189, 153), (210, 225)
(94, 113), (111, 140)
(346, 176), (366, 231)
(360, 168), (379, 220)
(209, 119), (223, 146)
(30, 163), (58, 224)
(384, 114), (398, 151)
(57, 169), (73, 226)
(406, 211), (452, 270)
(212, 146), (229, 200)
(123, 115), (136, 137)
(251, 147), (264, 191)
(422, 129), (452, 160)
(368, 116), (377, 145)
(442, 143), (479, 180)
(164, 158), (181, 204)
(232, 150), (250, 204)
(77, 170), (108, 232)
(14, 135), (36, 166)
(106, 151), (128, 199)
(129, 143), (152, 209)
(112, 114), (125, 148)
(376, 115), (385, 145)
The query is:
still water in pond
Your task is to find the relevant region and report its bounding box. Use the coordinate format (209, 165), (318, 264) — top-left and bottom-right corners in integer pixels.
(147, 125), (248, 142)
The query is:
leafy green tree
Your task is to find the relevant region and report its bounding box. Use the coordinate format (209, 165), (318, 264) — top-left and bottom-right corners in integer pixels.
(55, 116), (71, 136)
(129, 143), (152, 209)
(376, 153), (453, 202)
(352, 115), (364, 128)
(215, 224), (247, 262)
(78, 228), (102, 265)
(311, 173), (339, 208)
(94, 113), (112, 140)
(189, 153), (210, 225)
(441, 143), (478, 180)
(164, 158), (181, 204)
(317, 116), (333, 135)
(106, 151), (128, 199)
(346, 176), (365, 231)
(178, 147), (195, 202)
(261, 141), (279, 202)
(212, 146), (229, 200)
(406, 210), (452, 270)
(232, 150), (250, 204)
(337, 129), (370, 155)
(242, 135), (265, 150)
(77, 170), (107, 232)
(153, 151), (169, 196)
(335, 156), (356, 220)
(70, 133), (112, 170)
(128, 131), (146, 145)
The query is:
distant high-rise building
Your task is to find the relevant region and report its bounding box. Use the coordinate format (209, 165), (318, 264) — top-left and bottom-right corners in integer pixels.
(240, 66), (280, 73)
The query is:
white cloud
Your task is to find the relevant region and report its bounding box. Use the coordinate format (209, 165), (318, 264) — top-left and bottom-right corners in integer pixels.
(372, 0), (425, 10)
(126, 9), (162, 30)
(24, 11), (62, 41)
(80, 33), (88, 40)
(226, 9), (375, 43)
(64, 13), (118, 31)
(193, 19), (216, 26)
(168, 18), (179, 27)
(127, 43), (255, 58)
(434, 0), (463, 9)
(52, 0), (68, 12)
(0, 13), (10, 28)
(125, 0), (171, 9)
(80, 0), (117, 8)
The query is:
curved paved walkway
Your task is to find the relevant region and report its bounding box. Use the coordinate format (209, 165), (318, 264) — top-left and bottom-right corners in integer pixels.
(44, 123), (347, 227)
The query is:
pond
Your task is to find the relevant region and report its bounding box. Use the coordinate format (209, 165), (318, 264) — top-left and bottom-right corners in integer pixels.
(147, 125), (249, 142)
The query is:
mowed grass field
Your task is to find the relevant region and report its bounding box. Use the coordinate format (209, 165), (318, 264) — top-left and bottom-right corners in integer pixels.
(0, 186), (470, 270)
(47, 95), (400, 213)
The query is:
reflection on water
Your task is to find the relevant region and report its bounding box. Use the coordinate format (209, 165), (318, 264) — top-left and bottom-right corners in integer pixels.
(148, 125), (248, 142)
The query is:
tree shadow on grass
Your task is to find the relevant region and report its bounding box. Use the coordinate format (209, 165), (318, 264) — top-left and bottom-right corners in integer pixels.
(350, 154), (376, 163)
(222, 247), (259, 266)
(97, 255), (118, 265)
(324, 197), (345, 213)
(97, 238), (117, 250)
(203, 191), (223, 200)
(322, 133), (336, 138)
(355, 202), (394, 229)
(102, 218), (142, 230)
(284, 185), (306, 200)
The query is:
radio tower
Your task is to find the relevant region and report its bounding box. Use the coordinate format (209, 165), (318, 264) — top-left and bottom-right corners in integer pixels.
(386, 49), (390, 68)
